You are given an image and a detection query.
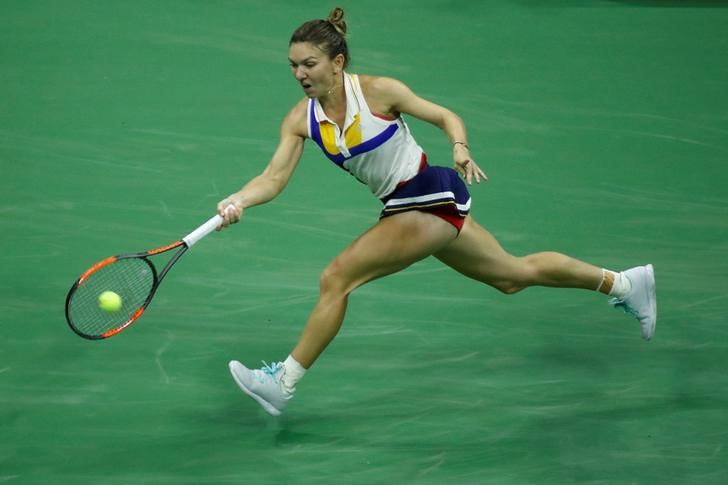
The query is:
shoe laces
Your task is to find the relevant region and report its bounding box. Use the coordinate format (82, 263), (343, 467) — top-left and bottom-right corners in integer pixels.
(609, 297), (638, 318)
(258, 361), (283, 383)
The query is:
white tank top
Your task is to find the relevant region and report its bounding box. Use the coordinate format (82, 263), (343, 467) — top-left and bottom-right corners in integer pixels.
(307, 73), (424, 199)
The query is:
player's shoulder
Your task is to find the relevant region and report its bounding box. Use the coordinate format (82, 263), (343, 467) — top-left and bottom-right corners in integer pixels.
(358, 75), (414, 107)
(281, 97), (310, 138)
(286, 97), (309, 120)
(358, 74), (409, 95)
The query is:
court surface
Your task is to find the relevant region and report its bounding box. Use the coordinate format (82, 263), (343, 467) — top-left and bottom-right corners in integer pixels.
(2, 1), (727, 483)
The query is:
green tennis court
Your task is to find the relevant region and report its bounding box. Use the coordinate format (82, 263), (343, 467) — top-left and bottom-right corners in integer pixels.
(2, 1), (727, 483)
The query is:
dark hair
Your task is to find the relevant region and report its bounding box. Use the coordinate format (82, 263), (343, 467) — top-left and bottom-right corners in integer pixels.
(290, 7), (349, 68)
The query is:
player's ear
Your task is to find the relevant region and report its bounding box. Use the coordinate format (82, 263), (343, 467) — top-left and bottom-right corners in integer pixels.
(332, 53), (345, 73)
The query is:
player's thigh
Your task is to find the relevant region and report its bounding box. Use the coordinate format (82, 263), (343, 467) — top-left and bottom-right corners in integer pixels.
(434, 216), (528, 289)
(325, 211), (457, 292)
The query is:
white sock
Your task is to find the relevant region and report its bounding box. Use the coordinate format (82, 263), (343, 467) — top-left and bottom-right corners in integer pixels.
(609, 270), (632, 299)
(597, 269), (632, 298)
(281, 355), (306, 394)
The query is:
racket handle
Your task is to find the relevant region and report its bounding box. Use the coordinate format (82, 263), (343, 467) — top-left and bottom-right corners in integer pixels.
(183, 204), (235, 248)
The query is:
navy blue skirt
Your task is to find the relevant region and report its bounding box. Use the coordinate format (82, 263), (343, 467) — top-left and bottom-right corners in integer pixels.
(379, 165), (471, 229)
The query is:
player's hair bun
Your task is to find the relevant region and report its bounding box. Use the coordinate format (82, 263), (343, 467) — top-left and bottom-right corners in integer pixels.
(327, 7), (347, 36)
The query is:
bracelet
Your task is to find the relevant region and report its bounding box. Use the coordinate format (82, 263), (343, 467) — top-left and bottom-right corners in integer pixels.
(453, 141), (469, 150)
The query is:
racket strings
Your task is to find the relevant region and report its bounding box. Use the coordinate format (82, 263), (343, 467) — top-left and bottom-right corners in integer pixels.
(67, 258), (155, 337)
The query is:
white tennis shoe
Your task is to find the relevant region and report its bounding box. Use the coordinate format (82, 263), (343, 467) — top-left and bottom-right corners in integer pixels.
(609, 264), (657, 340)
(229, 360), (292, 416)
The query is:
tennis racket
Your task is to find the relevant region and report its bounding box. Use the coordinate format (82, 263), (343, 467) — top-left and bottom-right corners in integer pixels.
(65, 206), (233, 340)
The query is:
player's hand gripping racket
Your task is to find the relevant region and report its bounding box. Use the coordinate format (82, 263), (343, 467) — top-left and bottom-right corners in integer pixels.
(65, 206), (234, 340)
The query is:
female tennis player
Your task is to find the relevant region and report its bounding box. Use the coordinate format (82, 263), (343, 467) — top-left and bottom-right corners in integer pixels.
(217, 8), (656, 416)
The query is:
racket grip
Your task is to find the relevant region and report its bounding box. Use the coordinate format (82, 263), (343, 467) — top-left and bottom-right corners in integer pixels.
(183, 204), (235, 248)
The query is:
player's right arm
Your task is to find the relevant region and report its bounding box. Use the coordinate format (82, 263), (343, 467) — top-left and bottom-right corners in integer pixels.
(217, 99), (309, 227)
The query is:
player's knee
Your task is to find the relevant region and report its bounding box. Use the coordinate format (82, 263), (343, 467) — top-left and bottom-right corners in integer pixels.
(491, 281), (525, 295)
(319, 260), (353, 297)
(490, 257), (535, 294)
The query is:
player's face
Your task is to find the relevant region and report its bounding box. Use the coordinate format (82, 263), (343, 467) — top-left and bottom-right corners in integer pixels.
(288, 42), (340, 98)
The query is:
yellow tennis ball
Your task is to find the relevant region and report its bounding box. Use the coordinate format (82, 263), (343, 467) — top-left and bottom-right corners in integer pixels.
(98, 291), (122, 312)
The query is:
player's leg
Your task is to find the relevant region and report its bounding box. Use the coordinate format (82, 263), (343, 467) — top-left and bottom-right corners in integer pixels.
(230, 210), (458, 415)
(435, 216), (656, 339)
(434, 215), (603, 294)
(291, 210), (458, 368)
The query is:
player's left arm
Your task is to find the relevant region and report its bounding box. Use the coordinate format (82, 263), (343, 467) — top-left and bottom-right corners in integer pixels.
(367, 76), (487, 185)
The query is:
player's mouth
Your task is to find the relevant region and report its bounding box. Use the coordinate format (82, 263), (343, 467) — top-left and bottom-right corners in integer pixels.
(301, 81), (313, 93)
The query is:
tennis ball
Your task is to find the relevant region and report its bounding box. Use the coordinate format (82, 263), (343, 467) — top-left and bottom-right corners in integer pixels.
(98, 291), (122, 312)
